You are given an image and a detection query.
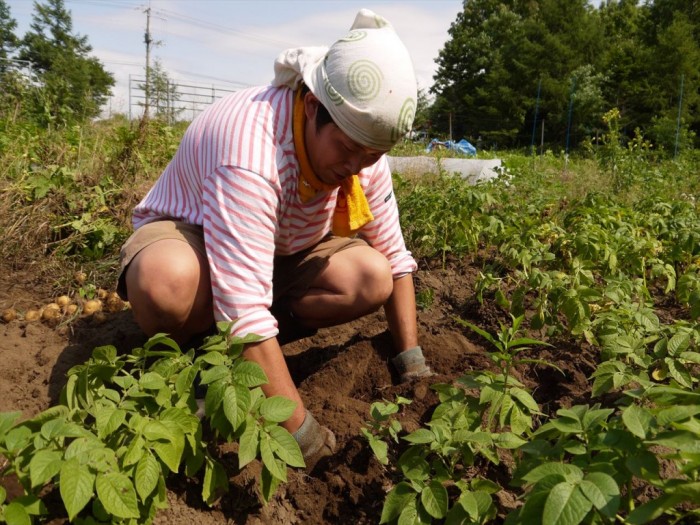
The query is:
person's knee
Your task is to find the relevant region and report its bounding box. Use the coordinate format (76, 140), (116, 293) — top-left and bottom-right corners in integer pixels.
(126, 250), (206, 334)
(357, 253), (393, 308)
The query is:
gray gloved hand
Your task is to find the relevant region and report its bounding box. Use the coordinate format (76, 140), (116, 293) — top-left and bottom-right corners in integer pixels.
(391, 346), (433, 383)
(292, 411), (336, 472)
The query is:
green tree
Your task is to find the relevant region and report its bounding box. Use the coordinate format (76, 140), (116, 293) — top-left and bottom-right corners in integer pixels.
(597, 0), (648, 135)
(430, 0), (604, 149)
(0, 0), (19, 72)
(411, 87), (432, 135)
(18, 0), (114, 124)
(430, 0), (528, 146)
(641, 0), (700, 150)
(517, 0), (605, 147)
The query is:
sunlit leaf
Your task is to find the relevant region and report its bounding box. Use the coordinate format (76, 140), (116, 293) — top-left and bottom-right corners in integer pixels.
(542, 481), (592, 525)
(95, 472), (139, 519)
(59, 458), (95, 520)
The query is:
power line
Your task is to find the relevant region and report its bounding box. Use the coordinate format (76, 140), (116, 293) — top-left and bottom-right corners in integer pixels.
(168, 69), (252, 88)
(66, 1), (297, 49)
(151, 7), (298, 49)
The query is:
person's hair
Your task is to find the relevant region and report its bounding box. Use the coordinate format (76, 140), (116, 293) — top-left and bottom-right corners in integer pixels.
(301, 83), (335, 131)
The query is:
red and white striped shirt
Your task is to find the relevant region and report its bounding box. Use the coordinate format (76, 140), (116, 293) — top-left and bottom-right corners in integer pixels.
(133, 85), (416, 338)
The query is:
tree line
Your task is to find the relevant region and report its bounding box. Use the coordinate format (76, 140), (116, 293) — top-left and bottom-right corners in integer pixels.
(2, 0), (698, 155)
(425, 0), (698, 153)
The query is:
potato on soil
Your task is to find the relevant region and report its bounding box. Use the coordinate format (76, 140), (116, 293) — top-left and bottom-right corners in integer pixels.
(42, 303), (61, 321)
(56, 295), (71, 307)
(1, 308), (17, 323)
(64, 303), (79, 316)
(97, 288), (108, 300)
(105, 291), (124, 313)
(24, 309), (41, 322)
(82, 299), (102, 315)
(74, 271), (87, 285)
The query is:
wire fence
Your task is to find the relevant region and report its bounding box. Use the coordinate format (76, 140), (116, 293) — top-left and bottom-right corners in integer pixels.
(128, 75), (237, 122)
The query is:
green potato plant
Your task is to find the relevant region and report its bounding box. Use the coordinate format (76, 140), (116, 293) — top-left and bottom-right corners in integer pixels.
(361, 396), (411, 466)
(0, 322), (303, 524)
(456, 315), (555, 435)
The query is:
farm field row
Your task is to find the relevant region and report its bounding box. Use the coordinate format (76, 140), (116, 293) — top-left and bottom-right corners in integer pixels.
(1, 116), (699, 524)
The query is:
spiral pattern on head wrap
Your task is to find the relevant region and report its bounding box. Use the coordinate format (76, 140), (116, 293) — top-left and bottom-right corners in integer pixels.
(338, 30), (367, 43)
(391, 97), (416, 142)
(347, 60), (382, 101)
(323, 73), (344, 106)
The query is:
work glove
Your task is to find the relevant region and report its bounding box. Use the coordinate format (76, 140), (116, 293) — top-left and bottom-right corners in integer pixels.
(292, 411), (336, 472)
(391, 346), (433, 383)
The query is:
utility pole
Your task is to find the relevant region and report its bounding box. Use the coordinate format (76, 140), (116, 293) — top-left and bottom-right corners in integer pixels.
(144, 3), (152, 119)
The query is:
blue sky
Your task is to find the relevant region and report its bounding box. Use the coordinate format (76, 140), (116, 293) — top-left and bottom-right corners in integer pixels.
(9, 0), (464, 115)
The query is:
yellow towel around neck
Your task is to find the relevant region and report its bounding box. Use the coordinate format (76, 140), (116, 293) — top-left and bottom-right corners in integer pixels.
(293, 89), (374, 237)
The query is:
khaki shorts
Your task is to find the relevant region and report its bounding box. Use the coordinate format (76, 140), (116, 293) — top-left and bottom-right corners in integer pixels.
(117, 219), (367, 304)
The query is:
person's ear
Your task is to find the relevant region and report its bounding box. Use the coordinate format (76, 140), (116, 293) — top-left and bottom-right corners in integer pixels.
(304, 91), (319, 122)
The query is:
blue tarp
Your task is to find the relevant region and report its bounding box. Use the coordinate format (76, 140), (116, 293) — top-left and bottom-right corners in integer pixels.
(426, 138), (477, 156)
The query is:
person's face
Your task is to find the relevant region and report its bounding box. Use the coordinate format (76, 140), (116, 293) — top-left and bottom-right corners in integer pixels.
(303, 92), (386, 186)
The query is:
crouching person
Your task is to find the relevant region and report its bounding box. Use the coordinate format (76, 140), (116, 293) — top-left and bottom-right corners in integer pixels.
(117, 9), (431, 470)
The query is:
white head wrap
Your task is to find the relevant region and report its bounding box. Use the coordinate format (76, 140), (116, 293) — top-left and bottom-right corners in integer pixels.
(272, 9), (417, 151)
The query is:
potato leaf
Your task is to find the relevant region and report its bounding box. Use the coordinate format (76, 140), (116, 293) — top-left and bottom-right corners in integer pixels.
(580, 473), (620, 518)
(379, 482), (416, 524)
(268, 425), (305, 468)
(259, 396), (296, 423)
(622, 404), (653, 439)
(29, 449), (63, 488)
(421, 480), (448, 519)
(59, 458), (95, 520)
(135, 451), (160, 502)
(95, 472), (139, 519)
(542, 481), (592, 525)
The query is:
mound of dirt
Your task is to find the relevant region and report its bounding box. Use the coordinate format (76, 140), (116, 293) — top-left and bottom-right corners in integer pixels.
(0, 263), (595, 524)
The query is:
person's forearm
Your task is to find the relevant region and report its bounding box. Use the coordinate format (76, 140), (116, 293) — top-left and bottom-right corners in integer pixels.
(384, 273), (419, 354)
(243, 337), (306, 432)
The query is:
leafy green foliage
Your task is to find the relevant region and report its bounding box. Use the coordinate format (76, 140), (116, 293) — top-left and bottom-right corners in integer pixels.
(0, 323), (302, 523)
(361, 397), (411, 465)
(394, 172), (496, 266)
(0, 114), (185, 288)
(376, 384), (501, 525)
(456, 315), (554, 433)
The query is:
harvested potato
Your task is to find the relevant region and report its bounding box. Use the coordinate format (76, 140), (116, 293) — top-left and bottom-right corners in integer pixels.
(1, 308), (16, 323)
(105, 291), (124, 313)
(56, 295), (71, 307)
(82, 299), (103, 316)
(25, 309), (41, 322)
(64, 304), (79, 316)
(42, 303), (61, 321)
